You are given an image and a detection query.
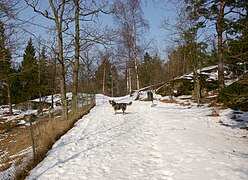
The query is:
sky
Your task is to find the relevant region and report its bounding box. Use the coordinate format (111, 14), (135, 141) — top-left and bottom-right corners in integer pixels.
(142, 1), (176, 59)
(16, 1), (177, 62)
(100, 1), (177, 60)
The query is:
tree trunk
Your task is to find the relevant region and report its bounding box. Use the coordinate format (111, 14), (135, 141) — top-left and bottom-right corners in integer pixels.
(103, 65), (106, 94)
(192, 68), (201, 104)
(132, 10), (140, 90)
(133, 46), (140, 90)
(126, 50), (132, 94)
(126, 66), (129, 94)
(111, 75), (113, 97)
(126, 59), (132, 94)
(51, 51), (57, 109)
(50, 0), (68, 120)
(58, 30), (68, 120)
(72, 0), (80, 111)
(38, 52), (42, 115)
(217, 2), (226, 90)
(6, 80), (13, 115)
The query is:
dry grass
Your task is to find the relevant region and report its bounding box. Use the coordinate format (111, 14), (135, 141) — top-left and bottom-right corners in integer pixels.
(160, 99), (191, 107)
(179, 102), (191, 107)
(208, 101), (227, 109)
(207, 108), (220, 117)
(160, 99), (178, 104)
(0, 104), (94, 180)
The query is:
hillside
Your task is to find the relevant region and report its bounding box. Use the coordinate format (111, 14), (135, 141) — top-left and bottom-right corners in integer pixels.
(156, 65), (248, 111)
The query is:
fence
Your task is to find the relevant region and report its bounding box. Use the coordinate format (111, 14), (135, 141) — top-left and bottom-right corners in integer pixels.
(0, 93), (95, 180)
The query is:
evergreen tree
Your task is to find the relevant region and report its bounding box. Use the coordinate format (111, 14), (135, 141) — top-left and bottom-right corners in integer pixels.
(206, 40), (218, 67)
(10, 71), (22, 104)
(94, 55), (122, 96)
(227, 32), (248, 76)
(0, 21), (14, 114)
(20, 38), (39, 101)
(226, 2), (248, 76)
(152, 54), (165, 84)
(140, 52), (165, 88)
(184, 0), (246, 89)
(38, 46), (52, 97)
(0, 21), (11, 81)
(94, 57), (112, 95)
(140, 52), (153, 87)
(108, 65), (121, 97)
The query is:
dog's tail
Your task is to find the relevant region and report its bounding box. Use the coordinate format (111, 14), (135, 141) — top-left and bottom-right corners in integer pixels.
(127, 102), (132, 106)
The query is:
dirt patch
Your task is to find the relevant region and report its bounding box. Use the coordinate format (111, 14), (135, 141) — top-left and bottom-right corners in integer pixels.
(160, 99), (178, 104)
(240, 127), (248, 131)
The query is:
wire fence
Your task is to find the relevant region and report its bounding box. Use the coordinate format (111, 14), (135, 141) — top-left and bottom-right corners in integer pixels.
(0, 93), (96, 180)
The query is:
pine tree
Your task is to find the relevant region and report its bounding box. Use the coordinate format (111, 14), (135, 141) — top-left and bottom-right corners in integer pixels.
(0, 21), (11, 78)
(140, 53), (165, 88)
(226, 1), (248, 76)
(140, 52), (153, 87)
(227, 32), (248, 76)
(0, 21), (13, 114)
(184, 0), (246, 89)
(39, 46), (52, 97)
(20, 38), (38, 101)
(94, 57), (111, 95)
(108, 65), (120, 97)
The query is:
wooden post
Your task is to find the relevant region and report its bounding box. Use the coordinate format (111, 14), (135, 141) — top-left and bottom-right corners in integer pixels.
(49, 107), (52, 120)
(86, 94), (89, 105)
(28, 114), (36, 156)
(51, 117), (55, 143)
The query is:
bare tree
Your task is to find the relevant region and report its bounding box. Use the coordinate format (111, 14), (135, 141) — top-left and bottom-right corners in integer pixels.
(0, 0), (19, 19)
(162, 0), (208, 103)
(72, 0), (80, 110)
(71, 0), (111, 110)
(113, 0), (148, 93)
(25, 0), (70, 119)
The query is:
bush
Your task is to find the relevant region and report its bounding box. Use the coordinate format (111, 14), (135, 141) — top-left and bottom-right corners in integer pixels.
(172, 79), (193, 96)
(218, 82), (248, 111)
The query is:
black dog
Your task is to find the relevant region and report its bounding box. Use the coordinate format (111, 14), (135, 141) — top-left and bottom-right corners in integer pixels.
(109, 100), (132, 114)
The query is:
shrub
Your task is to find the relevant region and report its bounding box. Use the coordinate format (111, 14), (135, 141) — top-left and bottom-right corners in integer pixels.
(218, 82), (248, 111)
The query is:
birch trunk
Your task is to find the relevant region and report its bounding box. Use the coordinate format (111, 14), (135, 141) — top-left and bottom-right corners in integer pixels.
(72, 0), (80, 111)
(132, 9), (140, 90)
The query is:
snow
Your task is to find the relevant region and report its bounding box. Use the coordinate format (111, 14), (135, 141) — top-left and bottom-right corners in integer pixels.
(31, 93), (73, 104)
(7, 110), (37, 122)
(175, 65), (230, 82)
(0, 93), (76, 123)
(25, 94), (248, 180)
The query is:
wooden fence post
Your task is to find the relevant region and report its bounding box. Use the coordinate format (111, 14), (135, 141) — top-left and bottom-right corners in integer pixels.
(28, 114), (36, 156)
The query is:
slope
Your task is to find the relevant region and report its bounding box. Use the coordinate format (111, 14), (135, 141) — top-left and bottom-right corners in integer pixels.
(26, 94), (248, 180)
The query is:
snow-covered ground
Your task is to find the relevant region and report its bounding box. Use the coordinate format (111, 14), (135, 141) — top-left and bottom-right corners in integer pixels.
(26, 94), (248, 180)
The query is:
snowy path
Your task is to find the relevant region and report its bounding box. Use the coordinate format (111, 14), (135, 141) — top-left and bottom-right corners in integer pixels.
(27, 95), (248, 180)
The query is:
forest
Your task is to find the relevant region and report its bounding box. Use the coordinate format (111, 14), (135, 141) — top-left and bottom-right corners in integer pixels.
(0, 0), (247, 115)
